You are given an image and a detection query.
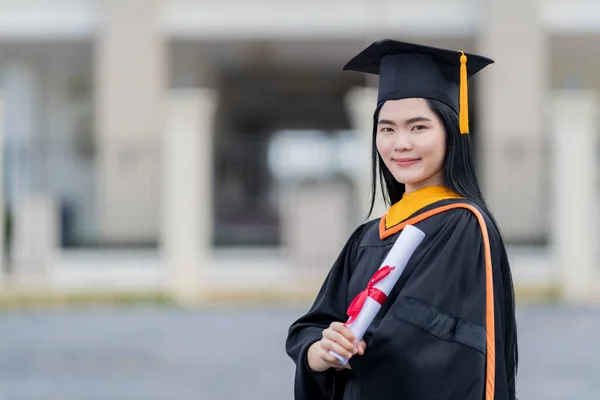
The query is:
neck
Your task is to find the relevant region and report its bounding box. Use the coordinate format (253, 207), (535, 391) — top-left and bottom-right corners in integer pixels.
(384, 185), (462, 229)
(404, 173), (444, 195)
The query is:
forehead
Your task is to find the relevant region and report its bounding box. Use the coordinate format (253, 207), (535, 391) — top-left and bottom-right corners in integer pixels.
(378, 98), (434, 120)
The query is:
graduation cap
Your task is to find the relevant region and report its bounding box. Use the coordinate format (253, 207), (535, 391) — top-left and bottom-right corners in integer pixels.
(343, 39), (494, 134)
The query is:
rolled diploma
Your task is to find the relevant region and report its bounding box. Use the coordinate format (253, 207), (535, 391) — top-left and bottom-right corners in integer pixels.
(329, 224), (425, 365)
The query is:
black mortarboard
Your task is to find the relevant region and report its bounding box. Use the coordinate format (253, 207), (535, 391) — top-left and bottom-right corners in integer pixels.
(343, 39), (494, 134)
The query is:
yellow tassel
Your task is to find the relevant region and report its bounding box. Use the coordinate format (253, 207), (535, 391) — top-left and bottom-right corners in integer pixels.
(459, 51), (469, 134)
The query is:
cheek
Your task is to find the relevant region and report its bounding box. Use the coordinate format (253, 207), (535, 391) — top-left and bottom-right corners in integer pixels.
(422, 135), (445, 164)
(431, 142), (446, 165)
(375, 134), (388, 156)
(435, 138), (446, 164)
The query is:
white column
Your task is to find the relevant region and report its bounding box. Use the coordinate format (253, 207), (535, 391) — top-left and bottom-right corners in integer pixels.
(162, 88), (217, 304)
(345, 86), (388, 223)
(2, 60), (50, 283)
(95, 0), (165, 244)
(550, 90), (599, 302)
(3, 61), (37, 215)
(11, 196), (59, 286)
(280, 182), (350, 273)
(477, 0), (547, 242)
(0, 94), (4, 282)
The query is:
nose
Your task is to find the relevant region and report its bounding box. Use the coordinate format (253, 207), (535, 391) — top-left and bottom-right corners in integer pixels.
(393, 133), (412, 152)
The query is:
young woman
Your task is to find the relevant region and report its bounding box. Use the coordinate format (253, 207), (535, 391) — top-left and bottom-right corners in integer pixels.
(285, 39), (518, 400)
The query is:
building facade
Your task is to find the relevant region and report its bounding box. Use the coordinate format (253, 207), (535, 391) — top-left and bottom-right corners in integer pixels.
(0, 0), (599, 299)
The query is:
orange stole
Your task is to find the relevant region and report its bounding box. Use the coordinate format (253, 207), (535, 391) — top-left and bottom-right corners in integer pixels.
(380, 204), (496, 400)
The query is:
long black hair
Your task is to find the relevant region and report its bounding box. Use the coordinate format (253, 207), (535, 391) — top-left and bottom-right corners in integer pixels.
(368, 98), (518, 398)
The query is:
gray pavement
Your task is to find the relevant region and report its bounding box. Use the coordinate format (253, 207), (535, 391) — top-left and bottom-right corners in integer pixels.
(0, 304), (597, 399)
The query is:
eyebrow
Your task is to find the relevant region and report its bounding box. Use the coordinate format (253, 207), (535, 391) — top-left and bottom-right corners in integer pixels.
(378, 116), (433, 126)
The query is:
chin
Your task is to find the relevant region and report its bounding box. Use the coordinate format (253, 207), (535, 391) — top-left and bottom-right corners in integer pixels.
(392, 173), (422, 185)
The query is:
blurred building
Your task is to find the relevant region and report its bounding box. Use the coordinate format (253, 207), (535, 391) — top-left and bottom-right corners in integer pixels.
(0, 0), (598, 300)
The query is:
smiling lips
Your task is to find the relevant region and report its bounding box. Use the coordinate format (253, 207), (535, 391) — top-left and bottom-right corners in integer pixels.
(393, 157), (421, 167)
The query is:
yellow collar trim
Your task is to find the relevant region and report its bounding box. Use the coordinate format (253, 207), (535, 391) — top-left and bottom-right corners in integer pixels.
(385, 186), (463, 229)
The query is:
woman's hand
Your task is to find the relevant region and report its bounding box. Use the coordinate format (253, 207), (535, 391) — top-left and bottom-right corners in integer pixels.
(307, 322), (367, 372)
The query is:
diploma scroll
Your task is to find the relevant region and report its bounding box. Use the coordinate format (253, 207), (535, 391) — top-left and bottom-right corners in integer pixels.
(329, 224), (425, 365)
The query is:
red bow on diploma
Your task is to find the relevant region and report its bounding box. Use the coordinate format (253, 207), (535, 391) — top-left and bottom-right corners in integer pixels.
(344, 265), (396, 326)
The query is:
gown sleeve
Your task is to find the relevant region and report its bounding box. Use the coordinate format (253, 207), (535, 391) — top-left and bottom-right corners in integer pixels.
(285, 223), (368, 400)
(350, 208), (506, 400)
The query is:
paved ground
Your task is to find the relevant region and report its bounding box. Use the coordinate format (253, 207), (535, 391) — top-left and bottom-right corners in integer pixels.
(0, 303), (597, 399)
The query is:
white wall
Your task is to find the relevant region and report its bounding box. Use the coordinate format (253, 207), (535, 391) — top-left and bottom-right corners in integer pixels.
(542, 0), (600, 32)
(163, 0), (600, 39)
(1, 0), (600, 41)
(0, 0), (98, 39)
(163, 0), (479, 39)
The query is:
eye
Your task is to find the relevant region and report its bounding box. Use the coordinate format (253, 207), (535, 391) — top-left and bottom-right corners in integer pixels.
(379, 127), (394, 133)
(411, 125), (427, 132)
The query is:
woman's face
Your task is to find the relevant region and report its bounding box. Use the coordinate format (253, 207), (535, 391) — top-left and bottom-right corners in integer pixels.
(376, 98), (446, 194)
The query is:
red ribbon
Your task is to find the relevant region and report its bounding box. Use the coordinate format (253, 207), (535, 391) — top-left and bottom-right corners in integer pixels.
(344, 265), (395, 326)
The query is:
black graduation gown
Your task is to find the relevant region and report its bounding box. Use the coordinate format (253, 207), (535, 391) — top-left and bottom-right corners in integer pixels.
(285, 199), (512, 400)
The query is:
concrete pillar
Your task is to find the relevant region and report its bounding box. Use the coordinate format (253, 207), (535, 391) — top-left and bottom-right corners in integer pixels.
(0, 94), (4, 281)
(162, 88), (217, 304)
(2, 59), (45, 283)
(279, 182), (350, 273)
(95, 0), (166, 244)
(2, 61), (38, 217)
(477, 0), (547, 242)
(550, 90), (599, 302)
(11, 196), (59, 286)
(345, 86), (388, 223)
